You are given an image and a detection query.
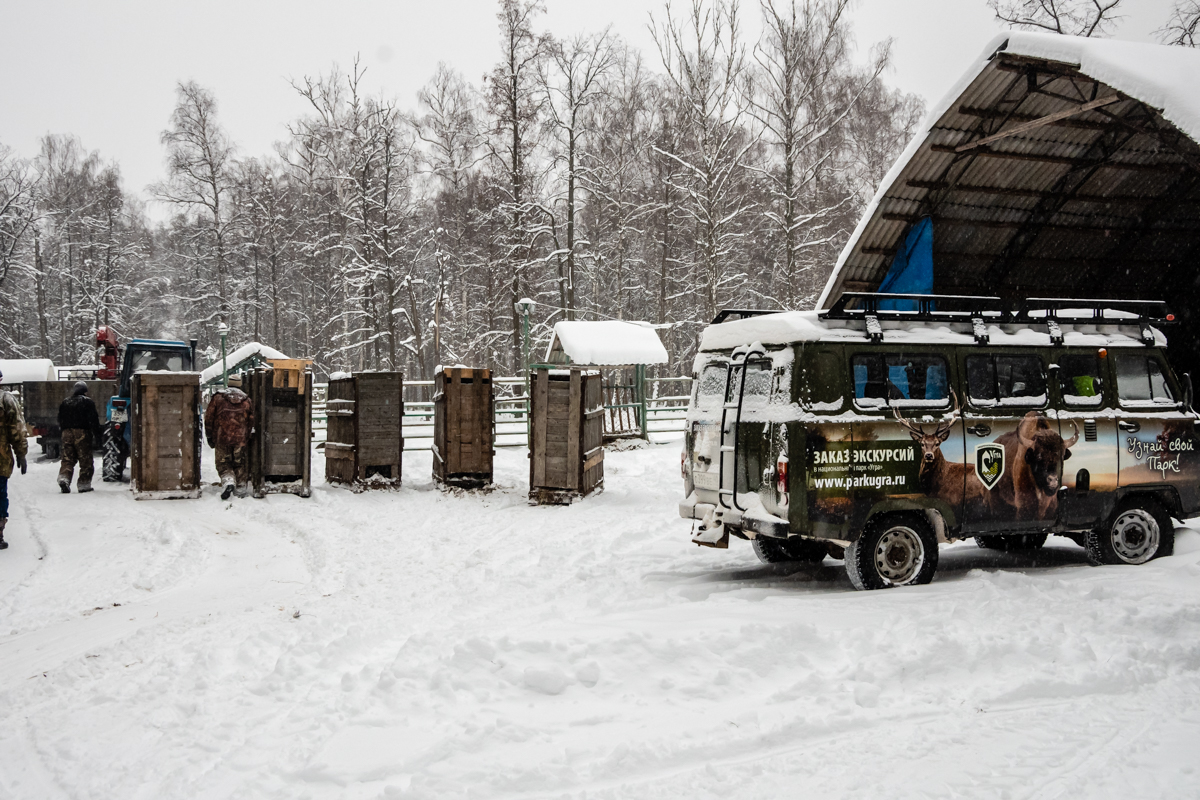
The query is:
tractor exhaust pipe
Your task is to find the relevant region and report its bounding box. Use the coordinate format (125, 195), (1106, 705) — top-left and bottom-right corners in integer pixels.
(190, 339), (198, 370)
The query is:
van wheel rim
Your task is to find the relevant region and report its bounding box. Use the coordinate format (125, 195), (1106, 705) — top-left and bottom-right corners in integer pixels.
(874, 526), (924, 585)
(1111, 509), (1159, 564)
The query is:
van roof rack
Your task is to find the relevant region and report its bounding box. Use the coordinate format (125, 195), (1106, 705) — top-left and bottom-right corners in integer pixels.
(819, 292), (1174, 346)
(711, 308), (780, 324)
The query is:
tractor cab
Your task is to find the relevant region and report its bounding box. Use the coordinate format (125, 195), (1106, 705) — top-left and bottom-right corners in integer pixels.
(103, 337), (198, 482)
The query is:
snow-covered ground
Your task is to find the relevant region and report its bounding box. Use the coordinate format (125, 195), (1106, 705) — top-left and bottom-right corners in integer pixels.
(1, 438), (1199, 799)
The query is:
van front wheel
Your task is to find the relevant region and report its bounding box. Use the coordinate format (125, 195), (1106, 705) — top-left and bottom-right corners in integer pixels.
(1087, 499), (1174, 566)
(846, 514), (938, 590)
(752, 535), (827, 564)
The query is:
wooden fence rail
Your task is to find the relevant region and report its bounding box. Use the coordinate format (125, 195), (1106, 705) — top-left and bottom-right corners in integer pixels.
(311, 375), (691, 451)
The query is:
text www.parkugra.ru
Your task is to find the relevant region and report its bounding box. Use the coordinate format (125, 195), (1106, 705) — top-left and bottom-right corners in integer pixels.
(810, 474), (906, 489)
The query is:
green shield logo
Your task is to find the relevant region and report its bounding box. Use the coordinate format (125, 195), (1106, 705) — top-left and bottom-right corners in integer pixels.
(975, 443), (1005, 491)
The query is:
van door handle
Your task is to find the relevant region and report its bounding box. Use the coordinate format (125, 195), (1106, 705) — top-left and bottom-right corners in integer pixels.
(1118, 421), (1141, 433)
(967, 423), (991, 437)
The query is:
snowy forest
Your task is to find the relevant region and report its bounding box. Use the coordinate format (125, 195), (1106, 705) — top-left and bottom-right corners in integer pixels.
(2, 0), (927, 377)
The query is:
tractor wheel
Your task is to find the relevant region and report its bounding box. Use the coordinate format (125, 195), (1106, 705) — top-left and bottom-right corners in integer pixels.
(102, 428), (126, 482)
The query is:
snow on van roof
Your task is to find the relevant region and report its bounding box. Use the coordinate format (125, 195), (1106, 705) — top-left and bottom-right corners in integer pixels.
(698, 309), (1164, 352)
(546, 321), (669, 366)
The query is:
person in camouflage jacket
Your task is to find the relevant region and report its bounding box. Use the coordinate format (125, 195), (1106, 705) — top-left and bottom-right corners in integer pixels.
(205, 386), (254, 500)
(0, 368), (29, 550)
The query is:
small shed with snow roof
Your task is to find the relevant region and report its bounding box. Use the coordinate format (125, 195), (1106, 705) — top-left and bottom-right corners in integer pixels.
(543, 321), (669, 440)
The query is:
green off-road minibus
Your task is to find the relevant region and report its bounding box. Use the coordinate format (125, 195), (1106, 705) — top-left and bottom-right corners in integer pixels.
(679, 293), (1198, 590)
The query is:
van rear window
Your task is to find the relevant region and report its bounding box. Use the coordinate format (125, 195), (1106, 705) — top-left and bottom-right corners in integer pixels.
(853, 354), (948, 408)
(967, 354), (1046, 407)
(694, 364), (728, 412)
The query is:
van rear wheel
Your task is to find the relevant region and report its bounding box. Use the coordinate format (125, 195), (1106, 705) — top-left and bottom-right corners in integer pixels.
(846, 514), (938, 591)
(974, 534), (1047, 552)
(1087, 498), (1174, 566)
(752, 535), (827, 564)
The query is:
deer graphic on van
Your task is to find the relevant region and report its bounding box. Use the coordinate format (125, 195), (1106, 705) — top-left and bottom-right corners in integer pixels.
(892, 390), (988, 511)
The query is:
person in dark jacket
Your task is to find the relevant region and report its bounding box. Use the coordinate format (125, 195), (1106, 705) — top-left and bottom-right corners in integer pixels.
(0, 367), (28, 550)
(205, 385), (254, 499)
(58, 382), (102, 494)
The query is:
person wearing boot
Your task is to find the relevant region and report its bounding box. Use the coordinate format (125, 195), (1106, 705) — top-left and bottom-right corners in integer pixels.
(0, 368), (29, 550)
(205, 379), (254, 500)
(57, 381), (101, 494)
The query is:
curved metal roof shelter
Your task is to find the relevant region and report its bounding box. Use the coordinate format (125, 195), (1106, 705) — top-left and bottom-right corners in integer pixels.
(818, 32), (1200, 374)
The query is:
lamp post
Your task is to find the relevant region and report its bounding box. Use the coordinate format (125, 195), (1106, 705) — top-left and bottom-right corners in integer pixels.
(217, 321), (230, 388)
(514, 298), (535, 441)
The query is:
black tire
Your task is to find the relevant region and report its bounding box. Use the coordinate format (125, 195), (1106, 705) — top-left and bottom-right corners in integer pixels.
(974, 533), (1048, 552)
(1086, 498), (1174, 566)
(47, 441), (61, 461)
(102, 427), (126, 483)
(752, 535), (827, 564)
(846, 513), (939, 591)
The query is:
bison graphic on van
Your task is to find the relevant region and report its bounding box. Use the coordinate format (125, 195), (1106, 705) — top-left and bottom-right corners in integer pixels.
(985, 412), (1079, 522)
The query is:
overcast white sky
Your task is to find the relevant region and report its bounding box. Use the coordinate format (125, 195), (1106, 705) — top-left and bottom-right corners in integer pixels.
(0, 0), (1178, 218)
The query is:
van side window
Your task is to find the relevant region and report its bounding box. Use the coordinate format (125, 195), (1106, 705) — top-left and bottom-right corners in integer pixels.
(1115, 353), (1175, 405)
(1058, 353), (1104, 407)
(809, 351), (843, 408)
(852, 354), (948, 408)
(966, 354), (1047, 407)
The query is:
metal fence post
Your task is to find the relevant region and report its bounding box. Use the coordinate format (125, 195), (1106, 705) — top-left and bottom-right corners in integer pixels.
(636, 364), (648, 440)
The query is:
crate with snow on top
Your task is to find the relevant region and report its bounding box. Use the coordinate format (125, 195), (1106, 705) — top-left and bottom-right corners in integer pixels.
(543, 320), (669, 441)
(246, 360), (313, 498)
(325, 371), (404, 488)
(529, 368), (604, 504)
(130, 372), (202, 499)
(433, 367), (494, 489)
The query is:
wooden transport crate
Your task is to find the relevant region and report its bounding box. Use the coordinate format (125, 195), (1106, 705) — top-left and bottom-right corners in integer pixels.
(130, 372), (202, 499)
(433, 367), (494, 488)
(528, 368), (604, 504)
(247, 362), (313, 498)
(325, 371), (404, 487)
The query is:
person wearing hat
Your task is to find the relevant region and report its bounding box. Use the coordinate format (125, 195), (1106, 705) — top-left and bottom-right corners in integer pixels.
(205, 377), (255, 499)
(57, 381), (102, 493)
(0, 368), (28, 550)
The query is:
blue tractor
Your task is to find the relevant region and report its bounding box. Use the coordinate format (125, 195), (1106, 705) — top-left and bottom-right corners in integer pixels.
(102, 337), (198, 482)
